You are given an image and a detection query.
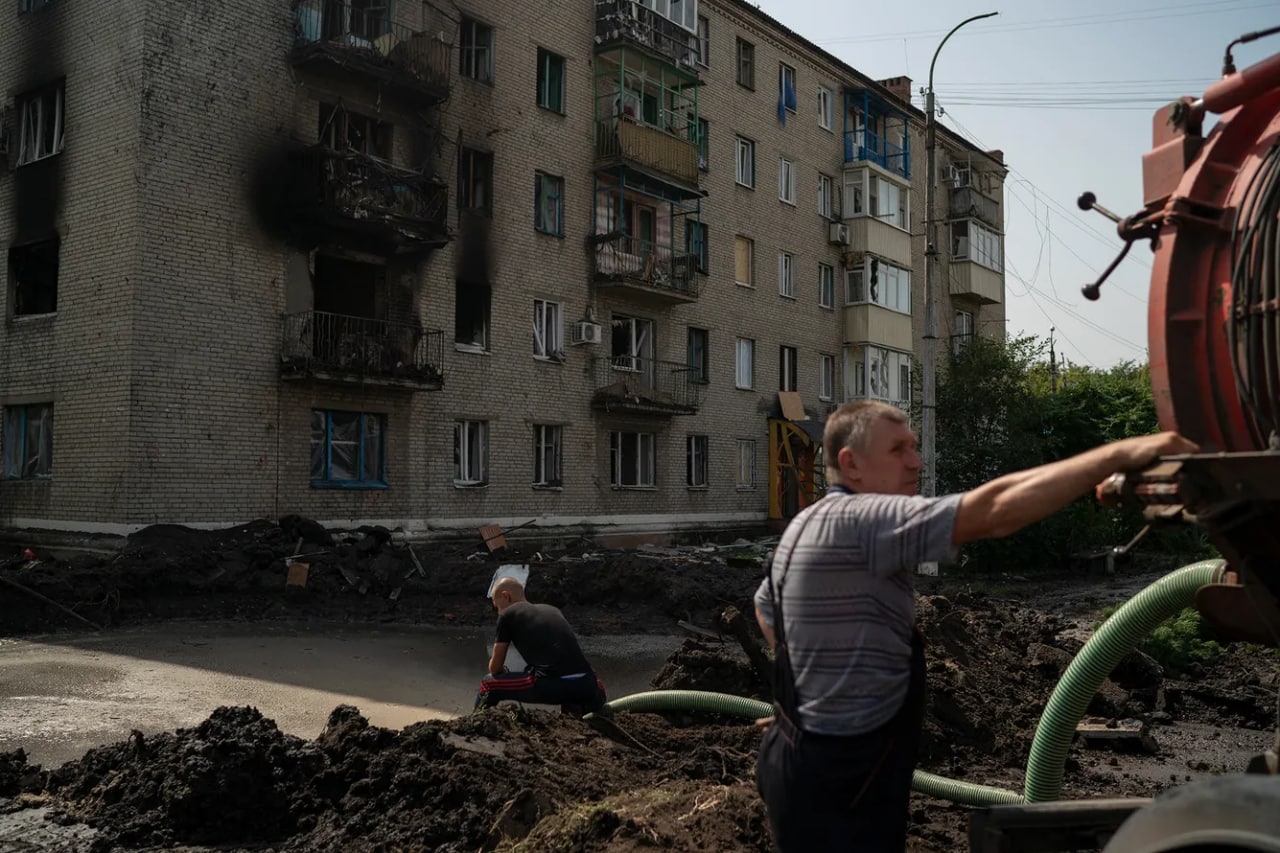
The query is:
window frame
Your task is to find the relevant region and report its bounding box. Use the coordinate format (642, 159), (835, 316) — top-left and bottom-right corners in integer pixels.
(687, 326), (709, 384)
(736, 438), (756, 489)
(686, 434), (709, 488)
(453, 419), (490, 487)
(779, 345), (798, 392)
(310, 409), (387, 489)
(819, 354), (835, 400)
(685, 220), (709, 273)
(735, 337), (755, 390)
(735, 136), (755, 188)
(817, 85), (834, 131)
(532, 298), (564, 360)
(458, 147), (494, 215)
(777, 251), (795, 299)
(533, 423), (563, 487)
(609, 430), (656, 488)
(845, 259), (911, 315)
(696, 15), (710, 67)
(736, 38), (755, 89)
(2, 402), (53, 480)
(818, 263), (834, 309)
(953, 309), (975, 355)
(534, 171), (564, 236)
(9, 238), (60, 317)
(778, 63), (797, 115)
(734, 235), (754, 287)
(817, 173), (834, 219)
(536, 48), (565, 113)
(16, 81), (65, 167)
(459, 16), (494, 83)
(778, 157), (796, 205)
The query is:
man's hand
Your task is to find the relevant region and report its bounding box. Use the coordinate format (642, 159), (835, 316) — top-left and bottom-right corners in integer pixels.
(1108, 432), (1200, 471)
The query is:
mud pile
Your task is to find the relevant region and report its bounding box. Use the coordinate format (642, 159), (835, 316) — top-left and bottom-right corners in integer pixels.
(1, 521), (767, 636)
(8, 705), (768, 853)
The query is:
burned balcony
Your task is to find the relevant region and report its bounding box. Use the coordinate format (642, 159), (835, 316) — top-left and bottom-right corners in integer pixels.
(596, 119), (701, 190)
(949, 184), (1001, 230)
(281, 310), (445, 390)
(287, 146), (448, 254)
(591, 355), (701, 416)
(291, 0), (451, 106)
(590, 235), (700, 303)
(594, 0), (700, 70)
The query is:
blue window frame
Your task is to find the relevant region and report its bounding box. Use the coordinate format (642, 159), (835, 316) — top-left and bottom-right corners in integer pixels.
(3, 403), (53, 479)
(310, 410), (387, 488)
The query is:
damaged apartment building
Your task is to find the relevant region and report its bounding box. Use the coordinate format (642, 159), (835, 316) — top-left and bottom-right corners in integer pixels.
(0, 0), (1006, 538)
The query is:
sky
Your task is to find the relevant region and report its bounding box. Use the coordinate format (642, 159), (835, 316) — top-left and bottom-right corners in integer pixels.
(756, 0), (1278, 368)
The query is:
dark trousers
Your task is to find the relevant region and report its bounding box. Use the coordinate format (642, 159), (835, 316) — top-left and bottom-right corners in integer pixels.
(474, 672), (607, 715)
(756, 639), (926, 852)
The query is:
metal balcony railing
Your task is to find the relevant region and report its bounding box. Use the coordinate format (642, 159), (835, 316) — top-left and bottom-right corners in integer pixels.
(591, 235), (700, 300)
(292, 0), (451, 100)
(591, 355), (701, 414)
(594, 0), (700, 70)
(292, 146), (448, 244)
(596, 119), (700, 188)
(281, 310), (444, 388)
(843, 129), (909, 179)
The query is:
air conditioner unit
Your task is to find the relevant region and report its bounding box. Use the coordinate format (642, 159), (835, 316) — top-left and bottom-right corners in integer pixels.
(570, 321), (603, 346)
(828, 222), (850, 246)
(947, 164), (971, 188)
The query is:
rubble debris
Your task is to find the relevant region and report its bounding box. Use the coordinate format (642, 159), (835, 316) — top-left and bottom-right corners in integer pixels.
(1075, 717), (1160, 754)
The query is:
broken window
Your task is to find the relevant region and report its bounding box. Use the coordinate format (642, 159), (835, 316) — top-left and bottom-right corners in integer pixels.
(533, 424), (562, 487)
(310, 410), (385, 487)
(610, 314), (653, 375)
(686, 434), (708, 487)
(454, 279), (490, 352)
(16, 81), (64, 166)
(318, 104), (392, 159)
(459, 17), (494, 82)
(532, 299), (562, 359)
(534, 172), (563, 235)
(454, 420), (488, 486)
(9, 239), (59, 316)
(610, 431), (655, 487)
(3, 403), (53, 480)
(458, 147), (493, 215)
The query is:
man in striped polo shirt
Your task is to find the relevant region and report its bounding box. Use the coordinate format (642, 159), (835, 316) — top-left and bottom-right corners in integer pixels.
(754, 400), (1196, 851)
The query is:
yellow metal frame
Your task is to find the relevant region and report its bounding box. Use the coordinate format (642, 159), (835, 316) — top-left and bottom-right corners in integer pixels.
(768, 419), (825, 520)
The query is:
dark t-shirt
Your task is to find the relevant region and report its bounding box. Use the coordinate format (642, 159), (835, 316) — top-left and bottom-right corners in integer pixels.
(494, 601), (593, 678)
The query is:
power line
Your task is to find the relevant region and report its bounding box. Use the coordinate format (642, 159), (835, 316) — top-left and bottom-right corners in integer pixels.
(817, 0), (1271, 45)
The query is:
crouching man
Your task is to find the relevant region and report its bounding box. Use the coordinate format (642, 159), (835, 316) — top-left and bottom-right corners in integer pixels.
(474, 577), (607, 716)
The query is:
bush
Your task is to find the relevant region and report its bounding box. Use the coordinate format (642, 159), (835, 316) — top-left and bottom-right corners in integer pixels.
(1098, 605), (1224, 676)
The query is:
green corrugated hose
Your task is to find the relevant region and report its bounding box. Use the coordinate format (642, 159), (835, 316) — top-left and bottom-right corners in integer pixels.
(595, 560), (1225, 810)
(1023, 559), (1225, 802)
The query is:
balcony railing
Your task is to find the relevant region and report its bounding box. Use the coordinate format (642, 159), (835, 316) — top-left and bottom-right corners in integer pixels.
(281, 310), (444, 389)
(591, 355), (701, 415)
(291, 0), (451, 103)
(843, 129), (909, 179)
(596, 119), (700, 189)
(289, 146), (448, 250)
(594, 0), (700, 70)
(949, 185), (1001, 230)
(590, 235), (700, 302)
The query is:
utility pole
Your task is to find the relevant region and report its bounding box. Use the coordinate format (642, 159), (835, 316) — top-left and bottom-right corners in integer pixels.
(1049, 326), (1058, 392)
(922, 11), (997, 497)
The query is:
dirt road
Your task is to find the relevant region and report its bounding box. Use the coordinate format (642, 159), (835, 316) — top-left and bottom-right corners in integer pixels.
(0, 623), (677, 767)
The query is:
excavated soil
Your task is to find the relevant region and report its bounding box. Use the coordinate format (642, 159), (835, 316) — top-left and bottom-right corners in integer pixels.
(2, 521), (1278, 851)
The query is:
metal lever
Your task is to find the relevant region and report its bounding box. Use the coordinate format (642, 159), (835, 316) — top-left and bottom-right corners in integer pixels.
(1077, 191), (1122, 224)
(1081, 240), (1134, 301)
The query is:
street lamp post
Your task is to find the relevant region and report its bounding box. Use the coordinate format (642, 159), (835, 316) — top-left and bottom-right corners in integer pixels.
(922, 11), (997, 497)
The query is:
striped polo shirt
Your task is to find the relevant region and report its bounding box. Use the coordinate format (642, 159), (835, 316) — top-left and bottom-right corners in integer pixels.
(754, 487), (962, 736)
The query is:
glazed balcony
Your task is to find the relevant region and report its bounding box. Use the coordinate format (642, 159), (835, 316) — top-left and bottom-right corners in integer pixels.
(843, 129), (909, 179)
(291, 0), (451, 106)
(594, 0), (700, 70)
(596, 119), (701, 191)
(288, 146), (448, 254)
(590, 235), (700, 303)
(591, 355), (701, 415)
(281, 311), (445, 390)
